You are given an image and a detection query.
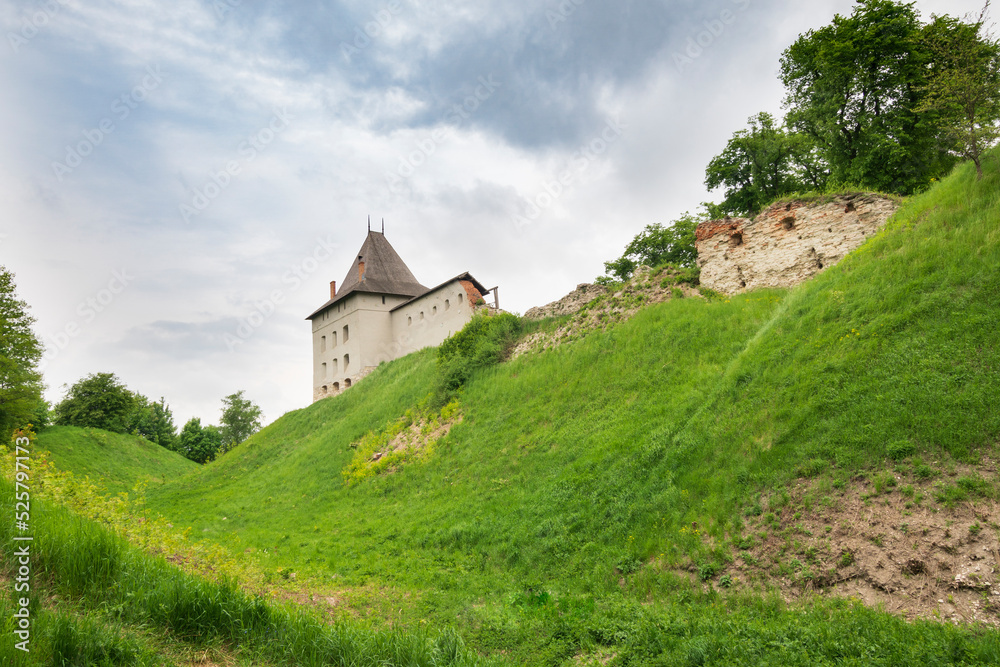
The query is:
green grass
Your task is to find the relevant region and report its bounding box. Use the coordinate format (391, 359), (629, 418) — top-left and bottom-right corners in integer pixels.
(34, 426), (198, 494)
(23, 152), (1000, 663)
(0, 476), (485, 666)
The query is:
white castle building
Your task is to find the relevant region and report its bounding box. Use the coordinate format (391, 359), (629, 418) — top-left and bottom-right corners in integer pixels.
(306, 228), (493, 402)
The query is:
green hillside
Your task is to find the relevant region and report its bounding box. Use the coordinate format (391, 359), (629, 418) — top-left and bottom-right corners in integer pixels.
(140, 157), (1000, 664)
(36, 425), (198, 494)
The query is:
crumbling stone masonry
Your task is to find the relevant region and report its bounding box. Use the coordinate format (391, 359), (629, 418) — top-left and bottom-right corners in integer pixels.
(695, 194), (900, 295)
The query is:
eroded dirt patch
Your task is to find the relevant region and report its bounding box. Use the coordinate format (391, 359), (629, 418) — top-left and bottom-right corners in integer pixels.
(728, 460), (1000, 626)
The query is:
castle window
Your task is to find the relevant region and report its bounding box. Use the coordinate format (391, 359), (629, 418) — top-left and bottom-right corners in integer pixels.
(445, 299), (450, 311)
(322, 385), (328, 394)
(332, 331), (337, 347)
(344, 354), (350, 369)
(321, 362), (327, 378)
(343, 325), (349, 342)
(333, 382), (340, 391)
(408, 316), (412, 326)
(432, 306), (438, 315)
(332, 358), (338, 372)
(321, 336), (326, 352)
(458, 293), (463, 303)
(382, 295), (386, 304)
(345, 378), (352, 388)
(420, 311), (424, 321)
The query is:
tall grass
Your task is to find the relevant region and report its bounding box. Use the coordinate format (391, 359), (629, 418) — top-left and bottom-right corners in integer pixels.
(0, 478), (485, 666)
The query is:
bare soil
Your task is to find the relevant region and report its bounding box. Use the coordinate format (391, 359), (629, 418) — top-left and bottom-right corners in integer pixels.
(727, 458), (1000, 626)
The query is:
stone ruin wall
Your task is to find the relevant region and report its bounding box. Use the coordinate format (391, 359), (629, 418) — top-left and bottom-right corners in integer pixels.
(695, 194), (900, 295)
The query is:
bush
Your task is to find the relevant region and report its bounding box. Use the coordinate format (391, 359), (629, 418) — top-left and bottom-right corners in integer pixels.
(435, 312), (522, 403)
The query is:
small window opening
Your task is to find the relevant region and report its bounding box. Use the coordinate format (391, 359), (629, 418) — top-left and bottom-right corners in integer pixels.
(408, 316), (412, 326)
(333, 382), (340, 391)
(332, 332), (337, 346)
(432, 305), (438, 315)
(458, 293), (463, 303)
(345, 378), (352, 388)
(382, 295), (386, 304)
(343, 325), (349, 342)
(445, 299), (451, 311)
(321, 362), (327, 377)
(845, 202), (856, 213)
(781, 217), (795, 230)
(332, 358), (338, 372)
(322, 385), (328, 394)
(344, 354), (350, 369)
(419, 311), (424, 321)
(321, 335), (326, 352)
(729, 232), (743, 247)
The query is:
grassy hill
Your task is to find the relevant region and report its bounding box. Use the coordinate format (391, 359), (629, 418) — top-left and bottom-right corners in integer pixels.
(35, 425), (198, 494)
(136, 155), (1000, 664)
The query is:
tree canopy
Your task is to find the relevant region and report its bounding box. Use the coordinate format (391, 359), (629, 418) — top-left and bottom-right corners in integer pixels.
(54, 372), (137, 433)
(704, 112), (827, 217)
(178, 417), (222, 464)
(779, 0), (956, 194)
(599, 213), (700, 283)
(0, 267), (44, 443)
(918, 8), (1000, 180)
(219, 390), (262, 453)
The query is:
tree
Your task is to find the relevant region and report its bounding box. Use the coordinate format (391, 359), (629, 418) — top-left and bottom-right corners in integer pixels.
(705, 112), (828, 217)
(918, 6), (1000, 180)
(780, 0), (956, 194)
(178, 417), (222, 464)
(219, 390), (262, 453)
(54, 372), (136, 433)
(126, 395), (177, 450)
(0, 267), (44, 443)
(599, 213), (701, 283)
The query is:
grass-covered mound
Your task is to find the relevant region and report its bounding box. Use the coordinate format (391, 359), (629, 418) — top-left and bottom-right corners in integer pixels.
(35, 425), (198, 494)
(135, 155), (1000, 664)
(0, 473), (482, 667)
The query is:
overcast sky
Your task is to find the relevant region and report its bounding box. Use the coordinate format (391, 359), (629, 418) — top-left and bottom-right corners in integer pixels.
(0, 0), (984, 429)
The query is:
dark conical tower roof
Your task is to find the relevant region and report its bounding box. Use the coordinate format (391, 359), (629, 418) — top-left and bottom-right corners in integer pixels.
(337, 231), (427, 298)
(306, 230), (428, 320)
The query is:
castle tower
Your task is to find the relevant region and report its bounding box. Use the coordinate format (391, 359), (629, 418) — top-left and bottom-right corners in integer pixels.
(306, 229), (492, 402)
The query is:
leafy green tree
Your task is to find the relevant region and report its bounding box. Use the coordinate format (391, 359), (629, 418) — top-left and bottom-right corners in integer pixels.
(918, 8), (1000, 180)
(780, 0), (956, 194)
(178, 417), (222, 464)
(126, 395), (177, 450)
(0, 267), (44, 443)
(705, 112), (828, 217)
(599, 213), (701, 283)
(219, 390), (262, 453)
(53, 372), (136, 433)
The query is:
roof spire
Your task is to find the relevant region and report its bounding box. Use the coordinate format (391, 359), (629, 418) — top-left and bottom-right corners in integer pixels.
(381, 218), (385, 234)
(368, 215), (371, 232)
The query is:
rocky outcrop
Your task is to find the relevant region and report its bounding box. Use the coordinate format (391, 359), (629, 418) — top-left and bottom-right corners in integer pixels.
(524, 283), (608, 320)
(696, 194), (900, 295)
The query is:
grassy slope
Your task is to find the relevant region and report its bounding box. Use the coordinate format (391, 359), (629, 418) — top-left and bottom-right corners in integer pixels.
(36, 425), (198, 494)
(143, 156), (1000, 664)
